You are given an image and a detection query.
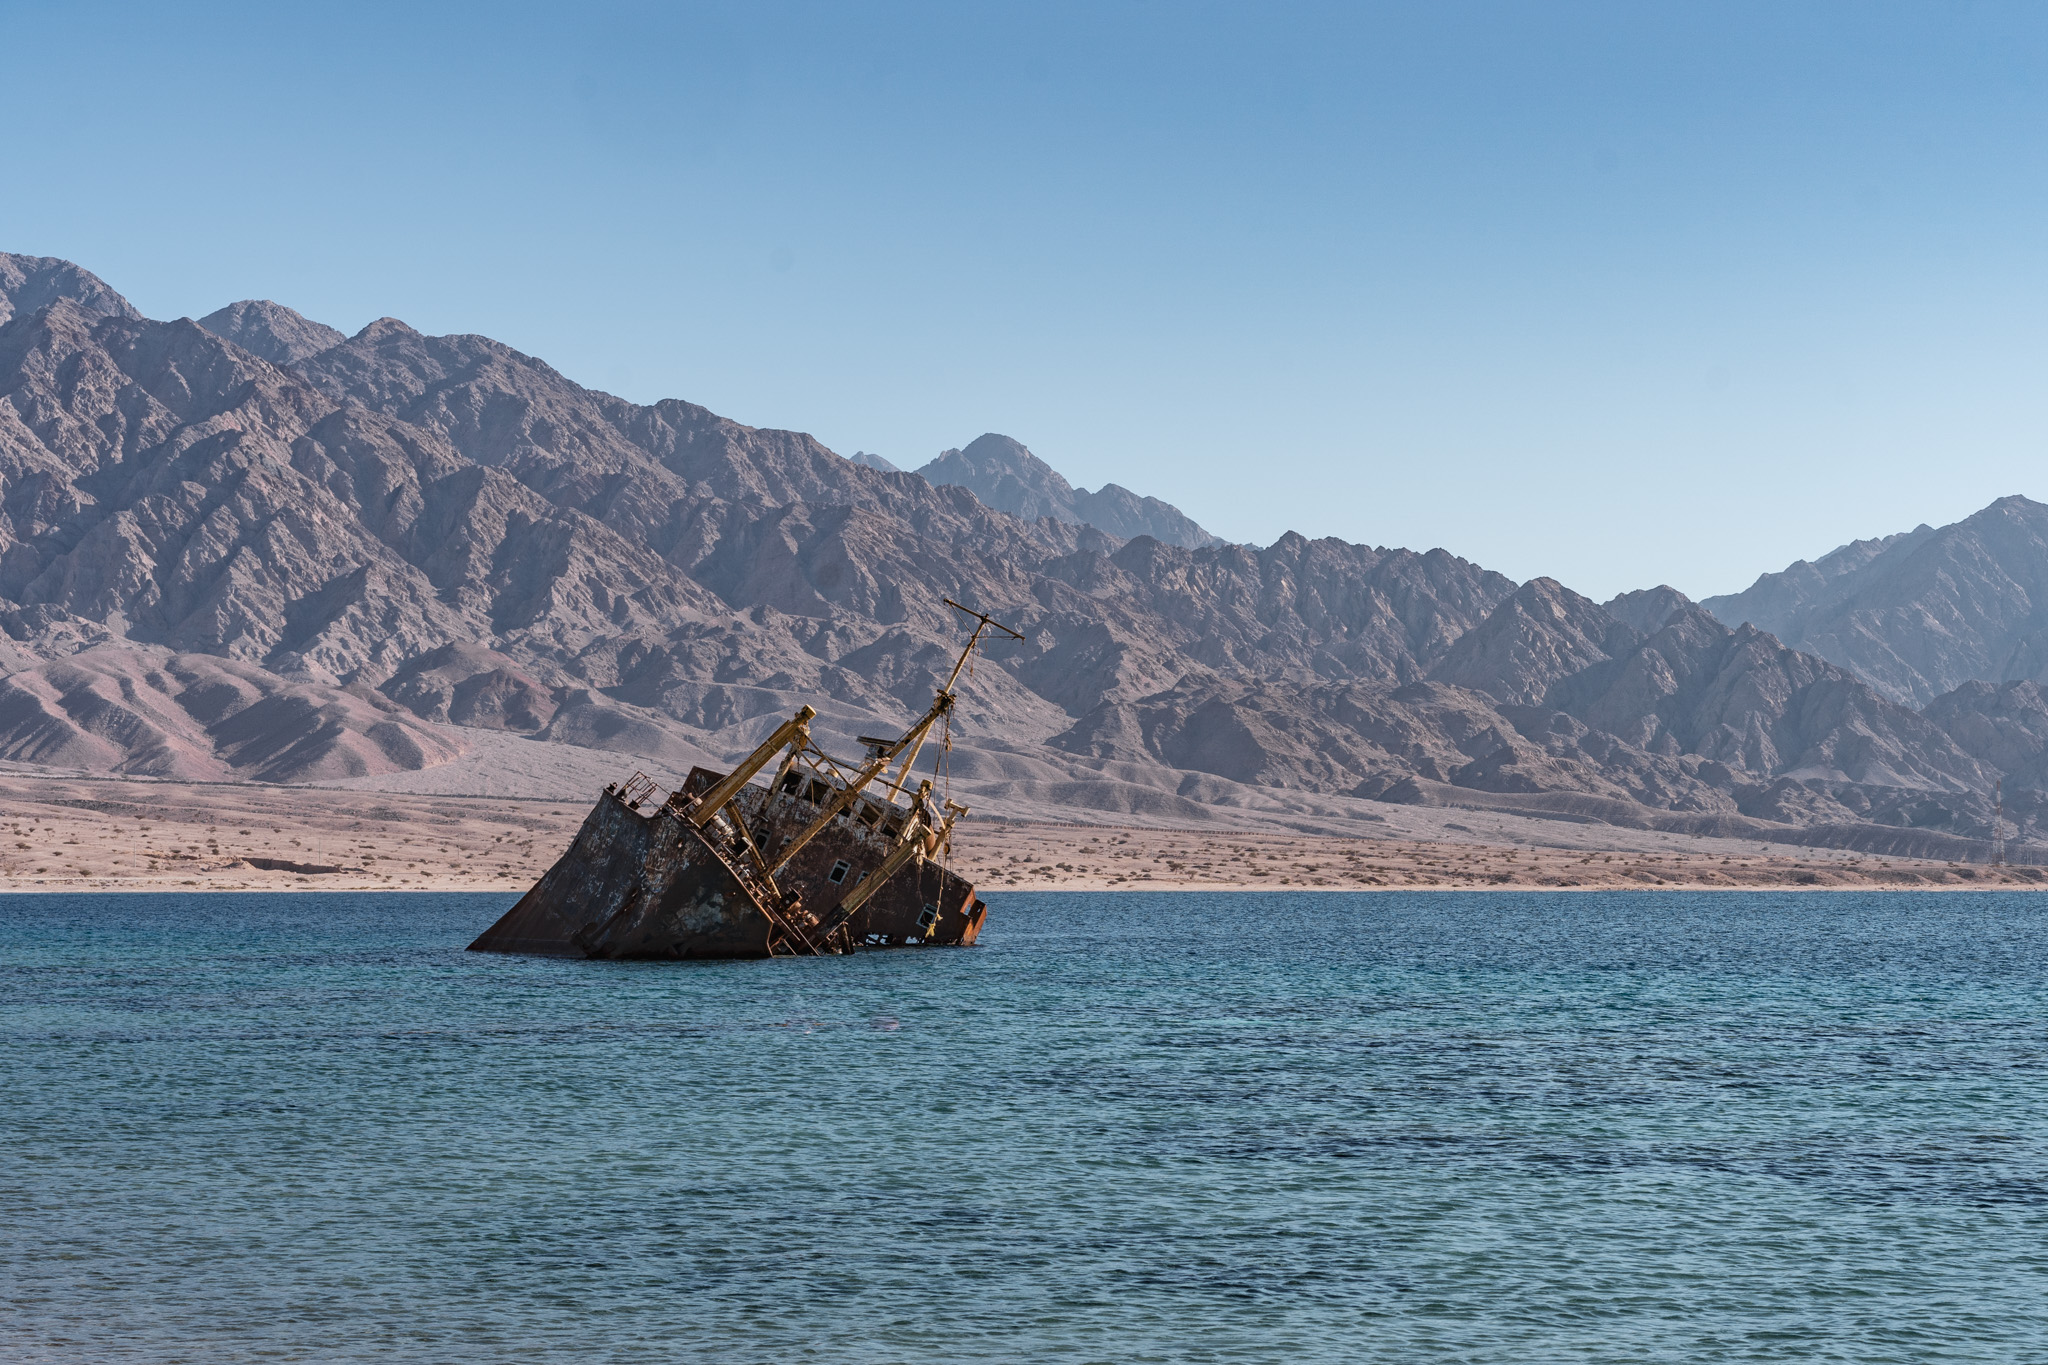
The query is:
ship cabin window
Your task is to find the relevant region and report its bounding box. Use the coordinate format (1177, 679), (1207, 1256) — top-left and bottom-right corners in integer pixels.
(806, 779), (831, 805)
(857, 804), (881, 828)
(883, 818), (904, 839)
(780, 772), (802, 795)
(828, 860), (852, 885)
(917, 903), (939, 929)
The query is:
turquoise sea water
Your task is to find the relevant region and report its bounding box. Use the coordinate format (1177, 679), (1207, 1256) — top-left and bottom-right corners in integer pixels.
(4, 890), (2048, 1363)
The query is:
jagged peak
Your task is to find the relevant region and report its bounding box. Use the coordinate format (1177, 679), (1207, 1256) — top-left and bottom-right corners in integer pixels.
(1513, 575), (1585, 602)
(917, 434), (1078, 519)
(1970, 493), (2048, 525)
(913, 432), (1223, 549)
(355, 316), (422, 342)
(1428, 574), (1626, 707)
(197, 299), (347, 367)
(1485, 576), (1618, 637)
(0, 251), (140, 328)
(1604, 584), (1696, 635)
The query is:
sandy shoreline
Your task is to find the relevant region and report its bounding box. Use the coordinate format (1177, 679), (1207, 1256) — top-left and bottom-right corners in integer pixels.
(0, 772), (574, 894)
(945, 820), (2047, 892)
(2, 771), (2041, 896)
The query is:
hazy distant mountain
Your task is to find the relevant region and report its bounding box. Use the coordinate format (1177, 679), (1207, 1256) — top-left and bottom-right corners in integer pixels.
(0, 249), (2036, 854)
(1603, 585), (1695, 635)
(1703, 496), (2048, 708)
(1053, 585), (2003, 838)
(847, 450), (900, 473)
(197, 299), (347, 365)
(916, 433), (1224, 550)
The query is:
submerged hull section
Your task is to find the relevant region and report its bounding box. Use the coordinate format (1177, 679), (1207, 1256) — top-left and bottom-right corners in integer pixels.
(468, 792), (779, 959)
(469, 772), (989, 960)
(469, 613), (1016, 962)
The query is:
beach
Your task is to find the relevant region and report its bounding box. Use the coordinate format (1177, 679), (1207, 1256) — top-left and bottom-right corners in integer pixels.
(3, 771), (2035, 895)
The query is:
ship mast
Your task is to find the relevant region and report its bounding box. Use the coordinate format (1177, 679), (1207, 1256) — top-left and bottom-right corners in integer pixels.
(732, 600), (1023, 883)
(877, 598), (1025, 802)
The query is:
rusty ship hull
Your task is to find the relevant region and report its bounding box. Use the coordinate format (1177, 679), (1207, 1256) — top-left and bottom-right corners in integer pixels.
(468, 600), (1016, 962)
(468, 770), (988, 960)
(467, 789), (783, 959)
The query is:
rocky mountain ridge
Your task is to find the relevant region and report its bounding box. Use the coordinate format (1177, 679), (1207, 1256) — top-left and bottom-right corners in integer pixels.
(3, 250), (2043, 855)
(1703, 496), (2048, 709)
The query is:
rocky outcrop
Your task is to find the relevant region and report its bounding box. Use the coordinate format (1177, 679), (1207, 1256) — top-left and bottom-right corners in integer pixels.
(1052, 675), (1728, 815)
(1052, 595), (2001, 836)
(1430, 578), (1637, 706)
(1924, 679), (2048, 789)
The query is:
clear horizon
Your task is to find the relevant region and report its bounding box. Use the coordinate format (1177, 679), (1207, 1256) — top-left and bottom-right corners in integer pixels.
(5, 1), (2044, 600)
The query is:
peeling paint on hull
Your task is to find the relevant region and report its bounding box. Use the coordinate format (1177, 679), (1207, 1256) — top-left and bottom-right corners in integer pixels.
(467, 779), (989, 960)
(716, 772), (987, 950)
(471, 602), (1018, 961)
(468, 792), (778, 959)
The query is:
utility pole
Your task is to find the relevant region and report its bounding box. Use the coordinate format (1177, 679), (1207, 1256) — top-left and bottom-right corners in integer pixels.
(1994, 778), (2006, 868)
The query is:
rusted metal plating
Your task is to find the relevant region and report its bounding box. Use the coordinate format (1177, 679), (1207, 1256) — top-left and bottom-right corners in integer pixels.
(468, 603), (1018, 960)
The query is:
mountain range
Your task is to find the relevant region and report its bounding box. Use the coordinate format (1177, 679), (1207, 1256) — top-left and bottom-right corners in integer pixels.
(1702, 497), (2048, 709)
(6, 249), (2048, 857)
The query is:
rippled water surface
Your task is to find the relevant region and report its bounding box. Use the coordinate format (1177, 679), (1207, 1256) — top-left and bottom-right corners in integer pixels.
(6, 890), (2048, 1362)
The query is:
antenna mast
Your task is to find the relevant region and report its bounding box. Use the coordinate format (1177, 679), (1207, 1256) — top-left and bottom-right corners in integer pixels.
(870, 599), (1025, 803)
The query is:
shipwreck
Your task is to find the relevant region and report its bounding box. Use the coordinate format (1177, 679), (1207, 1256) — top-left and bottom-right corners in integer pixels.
(468, 601), (1021, 959)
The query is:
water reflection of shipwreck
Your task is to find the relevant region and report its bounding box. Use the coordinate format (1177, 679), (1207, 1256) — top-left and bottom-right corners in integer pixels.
(469, 601), (1021, 960)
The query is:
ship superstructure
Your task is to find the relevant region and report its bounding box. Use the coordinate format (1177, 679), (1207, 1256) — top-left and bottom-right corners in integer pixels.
(468, 601), (1019, 959)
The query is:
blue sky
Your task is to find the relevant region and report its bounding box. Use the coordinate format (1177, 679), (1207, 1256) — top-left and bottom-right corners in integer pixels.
(4, 1), (2044, 599)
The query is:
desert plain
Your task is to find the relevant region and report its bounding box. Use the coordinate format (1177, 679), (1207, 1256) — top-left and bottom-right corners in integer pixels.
(2, 769), (2038, 897)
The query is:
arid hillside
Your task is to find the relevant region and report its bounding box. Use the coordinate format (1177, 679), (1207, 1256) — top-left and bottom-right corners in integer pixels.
(5, 250), (2048, 863)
